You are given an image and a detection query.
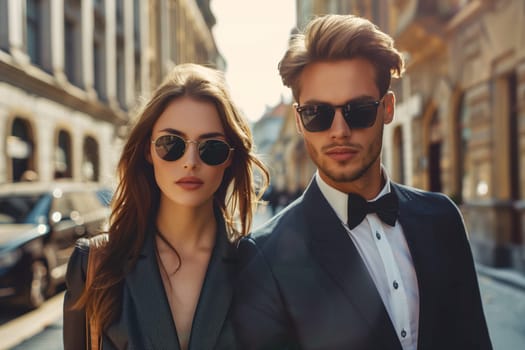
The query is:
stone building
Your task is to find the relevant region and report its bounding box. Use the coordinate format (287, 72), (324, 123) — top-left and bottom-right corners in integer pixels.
(268, 0), (525, 273)
(0, 0), (222, 185)
(387, 0), (525, 272)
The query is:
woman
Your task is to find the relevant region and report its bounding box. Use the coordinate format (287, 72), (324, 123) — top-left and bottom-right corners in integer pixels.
(63, 63), (269, 350)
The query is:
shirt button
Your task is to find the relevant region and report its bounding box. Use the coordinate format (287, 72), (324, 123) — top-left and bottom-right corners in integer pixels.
(376, 231), (381, 240)
(393, 280), (399, 289)
(401, 329), (407, 338)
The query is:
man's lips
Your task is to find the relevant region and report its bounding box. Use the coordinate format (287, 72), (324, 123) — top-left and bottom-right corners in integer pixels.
(325, 146), (359, 161)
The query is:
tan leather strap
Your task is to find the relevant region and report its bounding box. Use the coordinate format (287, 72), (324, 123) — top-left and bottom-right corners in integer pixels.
(86, 247), (101, 350)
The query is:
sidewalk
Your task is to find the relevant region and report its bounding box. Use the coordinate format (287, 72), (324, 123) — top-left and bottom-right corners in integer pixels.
(0, 292), (64, 350)
(476, 263), (525, 292)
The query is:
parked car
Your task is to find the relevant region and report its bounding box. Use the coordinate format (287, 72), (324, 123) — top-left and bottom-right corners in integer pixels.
(0, 181), (110, 309)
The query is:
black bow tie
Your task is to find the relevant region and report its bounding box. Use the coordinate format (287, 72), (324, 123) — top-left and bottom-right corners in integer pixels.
(347, 191), (399, 229)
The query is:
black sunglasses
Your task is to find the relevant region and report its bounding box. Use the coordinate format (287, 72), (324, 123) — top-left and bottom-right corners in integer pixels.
(295, 97), (384, 132)
(151, 134), (234, 166)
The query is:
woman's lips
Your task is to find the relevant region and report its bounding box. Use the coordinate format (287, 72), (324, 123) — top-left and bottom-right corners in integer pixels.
(176, 177), (203, 190)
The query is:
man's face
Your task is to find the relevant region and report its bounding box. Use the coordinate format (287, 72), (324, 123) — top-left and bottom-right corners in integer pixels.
(295, 58), (394, 194)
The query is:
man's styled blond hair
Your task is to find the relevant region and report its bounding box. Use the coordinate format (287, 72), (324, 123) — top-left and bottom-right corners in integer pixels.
(279, 14), (404, 102)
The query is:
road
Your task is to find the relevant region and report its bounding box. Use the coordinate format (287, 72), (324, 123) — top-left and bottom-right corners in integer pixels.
(479, 274), (525, 349)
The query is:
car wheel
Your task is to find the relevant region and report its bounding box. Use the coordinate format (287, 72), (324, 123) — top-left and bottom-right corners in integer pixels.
(27, 260), (49, 309)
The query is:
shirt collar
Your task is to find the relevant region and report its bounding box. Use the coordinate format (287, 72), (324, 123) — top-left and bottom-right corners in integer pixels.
(315, 165), (392, 224)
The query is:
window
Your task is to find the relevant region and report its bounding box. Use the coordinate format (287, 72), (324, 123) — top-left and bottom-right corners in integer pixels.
(116, 0), (126, 109)
(55, 130), (72, 179)
(64, 0), (82, 86)
(393, 126), (405, 184)
(83, 136), (99, 181)
(133, 0), (142, 94)
(117, 42), (126, 109)
(0, 1), (9, 51)
(428, 113), (442, 192)
(93, 6), (107, 100)
(93, 40), (105, 99)
(9, 118), (34, 182)
(27, 0), (42, 65)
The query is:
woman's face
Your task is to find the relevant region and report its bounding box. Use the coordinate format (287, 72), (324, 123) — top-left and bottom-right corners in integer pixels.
(149, 96), (232, 210)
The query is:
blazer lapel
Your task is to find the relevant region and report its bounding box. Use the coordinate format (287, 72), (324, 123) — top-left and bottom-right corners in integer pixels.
(125, 231), (181, 350)
(304, 180), (401, 349)
(188, 222), (236, 350)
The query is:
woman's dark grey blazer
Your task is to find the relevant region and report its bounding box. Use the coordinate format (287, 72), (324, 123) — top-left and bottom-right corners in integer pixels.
(63, 221), (239, 350)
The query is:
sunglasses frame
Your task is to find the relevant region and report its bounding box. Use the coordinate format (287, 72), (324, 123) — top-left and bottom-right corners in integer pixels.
(151, 134), (234, 166)
(294, 96), (385, 132)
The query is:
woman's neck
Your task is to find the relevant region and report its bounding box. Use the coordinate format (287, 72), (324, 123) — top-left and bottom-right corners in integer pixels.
(155, 200), (217, 251)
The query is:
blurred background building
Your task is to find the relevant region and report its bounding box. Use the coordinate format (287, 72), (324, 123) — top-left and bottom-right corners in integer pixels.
(0, 0), (223, 186)
(254, 0), (525, 274)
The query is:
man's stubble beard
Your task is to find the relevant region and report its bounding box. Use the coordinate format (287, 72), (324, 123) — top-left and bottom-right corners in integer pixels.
(304, 127), (383, 185)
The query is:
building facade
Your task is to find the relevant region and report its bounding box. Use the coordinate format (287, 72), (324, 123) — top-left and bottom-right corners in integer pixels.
(0, 0), (221, 186)
(252, 100), (315, 209)
(387, 0), (525, 272)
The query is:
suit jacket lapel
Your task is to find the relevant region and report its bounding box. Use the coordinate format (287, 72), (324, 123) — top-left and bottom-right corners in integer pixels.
(189, 220), (236, 350)
(304, 180), (401, 349)
(125, 230), (181, 350)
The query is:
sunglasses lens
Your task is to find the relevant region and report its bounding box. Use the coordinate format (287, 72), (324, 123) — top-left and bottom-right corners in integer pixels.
(154, 135), (185, 161)
(199, 140), (231, 165)
(299, 105), (335, 132)
(346, 104), (378, 128)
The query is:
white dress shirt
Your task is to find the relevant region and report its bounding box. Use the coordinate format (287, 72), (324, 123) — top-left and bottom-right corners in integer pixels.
(315, 169), (419, 350)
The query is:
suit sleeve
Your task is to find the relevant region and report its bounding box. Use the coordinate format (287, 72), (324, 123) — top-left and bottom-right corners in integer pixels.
(232, 237), (299, 350)
(445, 197), (493, 350)
(63, 240), (89, 350)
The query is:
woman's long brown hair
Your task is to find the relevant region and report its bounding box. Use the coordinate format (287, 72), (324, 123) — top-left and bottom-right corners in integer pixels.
(74, 63), (269, 333)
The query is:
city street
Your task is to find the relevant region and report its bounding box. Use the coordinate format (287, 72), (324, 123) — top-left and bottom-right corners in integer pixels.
(478, 273), (525, 349)
(1, 207), (524, 349)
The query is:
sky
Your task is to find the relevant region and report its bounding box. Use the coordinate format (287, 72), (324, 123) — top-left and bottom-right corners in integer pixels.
(211, 0), (297, 122)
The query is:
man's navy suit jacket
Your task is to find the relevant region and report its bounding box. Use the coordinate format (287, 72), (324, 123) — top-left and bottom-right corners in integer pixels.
(233, 179), (492, 350)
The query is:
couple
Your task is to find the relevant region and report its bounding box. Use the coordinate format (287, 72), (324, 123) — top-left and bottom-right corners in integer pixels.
(63, 14), (492, 350)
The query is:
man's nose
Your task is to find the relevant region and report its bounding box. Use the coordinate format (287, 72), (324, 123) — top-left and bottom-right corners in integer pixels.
(329, 107), (351, 137)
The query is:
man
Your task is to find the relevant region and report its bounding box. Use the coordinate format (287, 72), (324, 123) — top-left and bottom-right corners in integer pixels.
(233, 14), (492, 350)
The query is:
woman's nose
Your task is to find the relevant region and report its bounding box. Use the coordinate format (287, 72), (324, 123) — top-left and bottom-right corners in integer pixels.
(182, 141), (200, 169)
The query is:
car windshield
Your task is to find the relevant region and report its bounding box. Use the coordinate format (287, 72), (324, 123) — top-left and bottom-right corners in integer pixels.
(0, 194), (49, 224)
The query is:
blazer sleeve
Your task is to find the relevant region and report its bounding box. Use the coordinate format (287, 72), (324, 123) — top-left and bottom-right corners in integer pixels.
(444, 197), (493, 350)
(63, 239), (90, 350)
(232, 237), (299, 350)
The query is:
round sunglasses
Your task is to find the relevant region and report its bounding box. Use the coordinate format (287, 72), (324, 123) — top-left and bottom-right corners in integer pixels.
(295, 97), (384, 132)
(151, 134), (234, 166)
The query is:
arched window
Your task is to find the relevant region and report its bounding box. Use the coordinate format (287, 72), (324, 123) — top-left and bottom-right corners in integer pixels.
(428, 113), (442, 192)
(457, 93), (469, 203)
(8, 118), (35, 182)
(83, 136), (99, 181)
(392, 126), (405, 184)
(507, 73), (520, 244)
(55, 130), (72, 178)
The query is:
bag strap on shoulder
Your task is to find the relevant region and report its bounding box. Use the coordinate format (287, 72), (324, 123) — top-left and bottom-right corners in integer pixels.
(85, 234), (108, 350)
